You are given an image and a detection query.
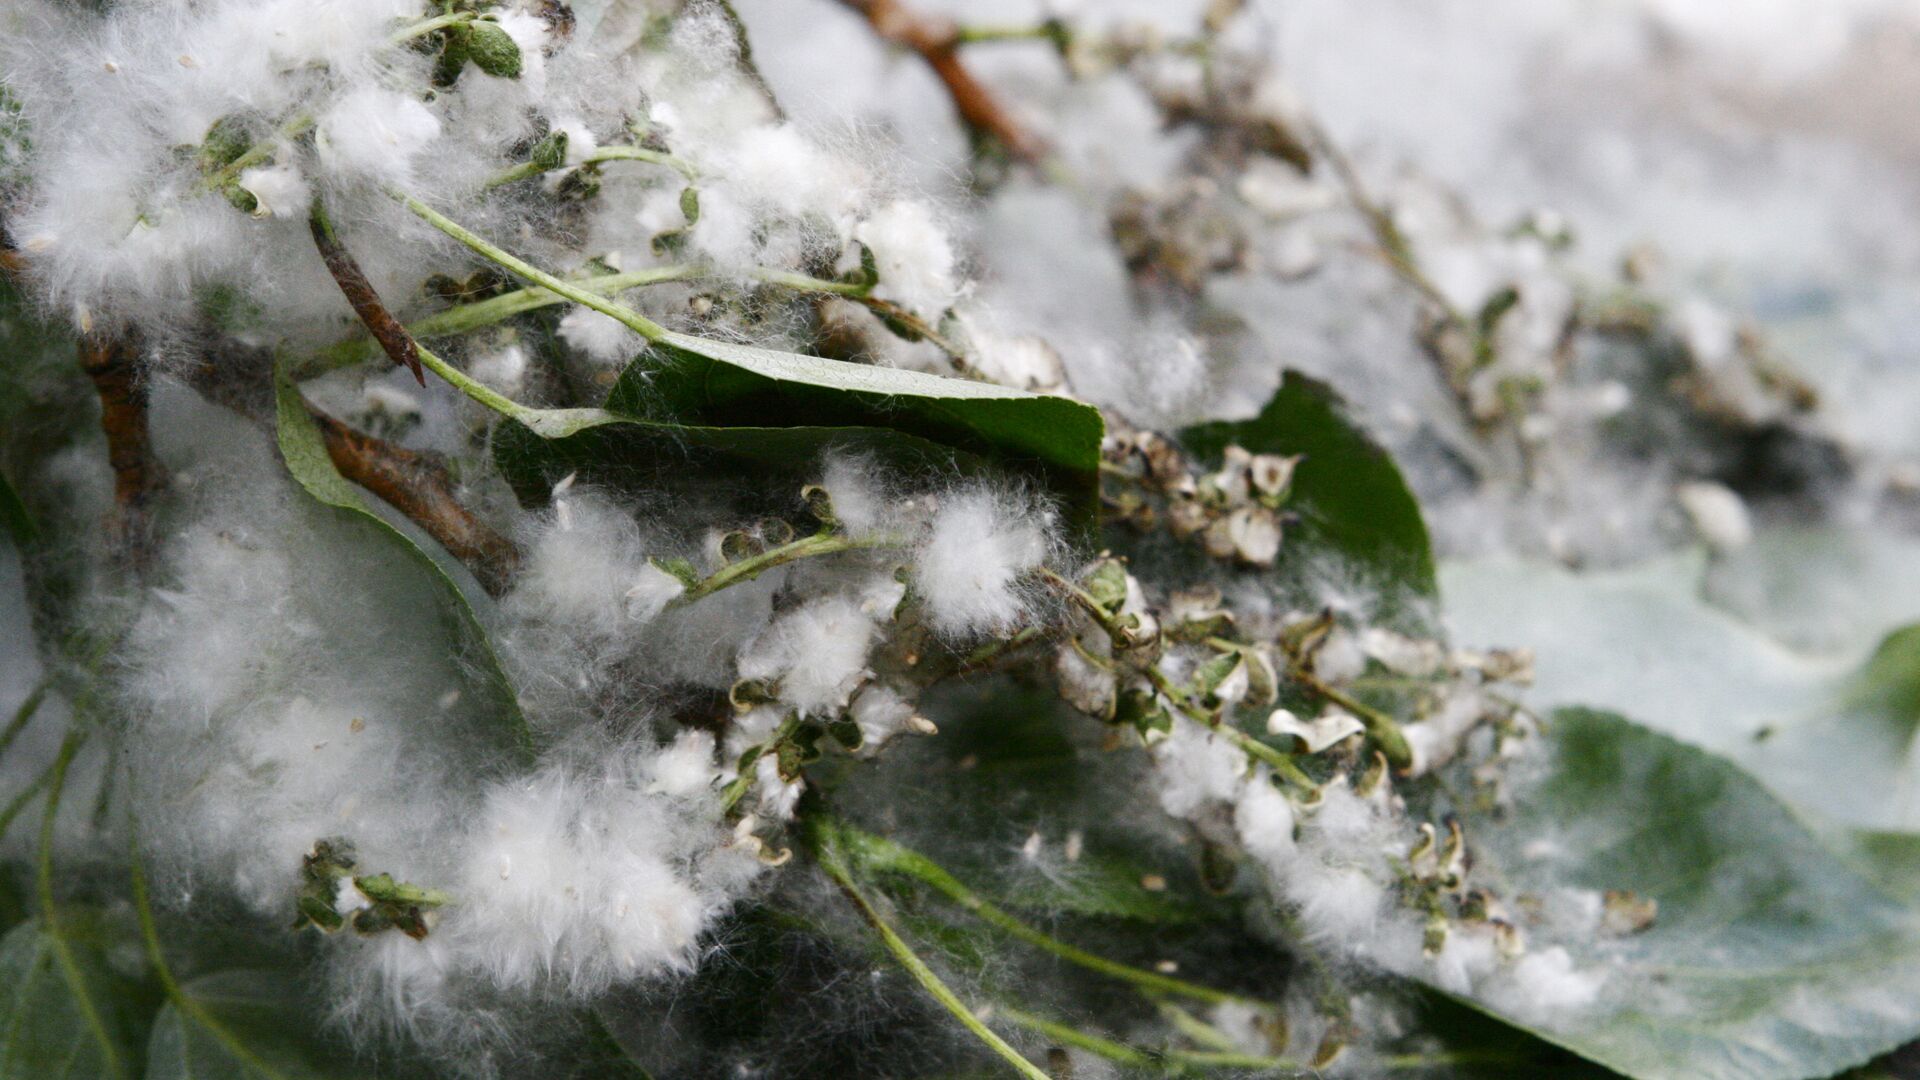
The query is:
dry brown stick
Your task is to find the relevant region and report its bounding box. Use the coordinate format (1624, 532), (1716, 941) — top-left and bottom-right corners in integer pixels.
(308, 200), (426, 386)
(837, 0), (1048, 164)
(174, 346), (522, 597)
(307, 406), (521, 596)
(77, 332), (164, 565)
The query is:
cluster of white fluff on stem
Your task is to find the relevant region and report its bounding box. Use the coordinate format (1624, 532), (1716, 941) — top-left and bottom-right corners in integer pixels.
(107, 396), (770, 1070)
(1144, 709), (1611, 1024)
(912, 485), (1058, 639)
(0, 0), (661, 345)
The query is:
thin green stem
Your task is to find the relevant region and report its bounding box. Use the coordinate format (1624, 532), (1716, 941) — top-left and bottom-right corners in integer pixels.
(199, 114), (315, 195)
(408, 343), (618, 438)
(396, 193), (671, 341)
(811, 823), (1052, 1080)
(1289, 666), (1411, 769)
(1038, 570), (1314, 788)
(995, 1003), (1306, 1076)
(1203, 635), (1411, 770)
(992, 1004), (1163, 1070)
(953, 24), (1066, 45)
(719, 713), (802, 815)
(830, 819), (1269, 1010)
(1153, 999), (1242, 1053)
(485, 144), (698, 189)
(305, 265), (701, 375)
(671, 532), (906, 608)
(0, 761), (56, 843)
(747, 268), (966, 362)
(749, 266), (870, 298)
(38, 730), (126, 1080)
(131, 850), (292, 1078)
(390, 10), (473, 45)
(0, 680), (48, 759)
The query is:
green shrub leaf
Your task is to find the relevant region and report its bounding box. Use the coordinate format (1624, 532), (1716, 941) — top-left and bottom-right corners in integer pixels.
(1174, 372), (1438, 628)
(1443, 551), (1920, 830)
(1443, 708), (1920, 1080)
(272, 363), (532, 760)
(144, 970), (369, 1080)
(0, 918), (155, 1080)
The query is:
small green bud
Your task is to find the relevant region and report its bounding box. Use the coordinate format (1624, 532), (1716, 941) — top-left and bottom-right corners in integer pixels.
(842, 241), (879, 294)
(528, 129), (568, 170)
(221, 182), (258, 215)
(198, 115), (252, 172)
(465, 20), (524, 79)
(1081, 558), (1129, 612)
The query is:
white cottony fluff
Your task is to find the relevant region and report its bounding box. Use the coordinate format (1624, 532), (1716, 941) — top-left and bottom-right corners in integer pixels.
(450, 760), (731, 995)
(855, 199), (960, 320)
(645, 730), (723, 799)
(848, 684), (918, 750)
(1233, 772), (1297, 866)
(913, 486), (1054, 638)
(317, 88), (443, 185)
(505, 493), (656, 643)
(817, 452), (893, 538)
(1675, 481), (1753, 553)
(1499, 946), (1606, 1016)
(557, 306), (640, 366)
(736, 595), (877, 715)
(237, 163), (313, 220)
(1151, 719), (1249, 819)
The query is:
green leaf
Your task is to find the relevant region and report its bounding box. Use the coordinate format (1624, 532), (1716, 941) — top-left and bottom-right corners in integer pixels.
(1443, 708), (1920, 1080)
(0, 918), (155, 1080)
(0, 469), (33, 548)
(271, 364), (531, 760)
(607, 332), (1103, 519)
(1441, 550), (1920, 830)
(1181, 372), (1437, 616)
(145, 971), (366, 1080)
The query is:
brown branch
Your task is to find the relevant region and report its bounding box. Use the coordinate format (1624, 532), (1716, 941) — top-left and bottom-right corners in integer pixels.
(77, 332), (164, 566)
(174, 343), (521, 597)
(837, 0), (1048, 164)
(307, 407), (520, 596)
(308, 200), (425, 385)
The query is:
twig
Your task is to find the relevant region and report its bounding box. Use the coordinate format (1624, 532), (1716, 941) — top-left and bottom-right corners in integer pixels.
(305, 264), (701, 376)
(396, 192), (671, 342)
(175, 346), (524, 597)
(78, 332), (164, 565)
(830, 819), (1273, 1009)
(306, 405), (521, 596)
(671, 531), (906, 608)
(713, 0), (787, 121)
(485, 143), (697, 190)
(810, 818), (1053, 1080)
(837, 0), (1048, 164)
(38, 729), (127, 1080)
(308, 199), (425, 385)
(1288, 665), (1411, 770)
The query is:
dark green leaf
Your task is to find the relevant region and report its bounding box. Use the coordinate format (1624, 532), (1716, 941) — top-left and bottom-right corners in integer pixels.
(1181, 372), (1437, 613)
(144, 970), (367, 1080)
(1442, 708), (1920, 1080)
(606, 332), (1103, 521)
(272, 365), (531, 760)
(0, 917), (155, 1080)
(0, 470), (34, 547)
